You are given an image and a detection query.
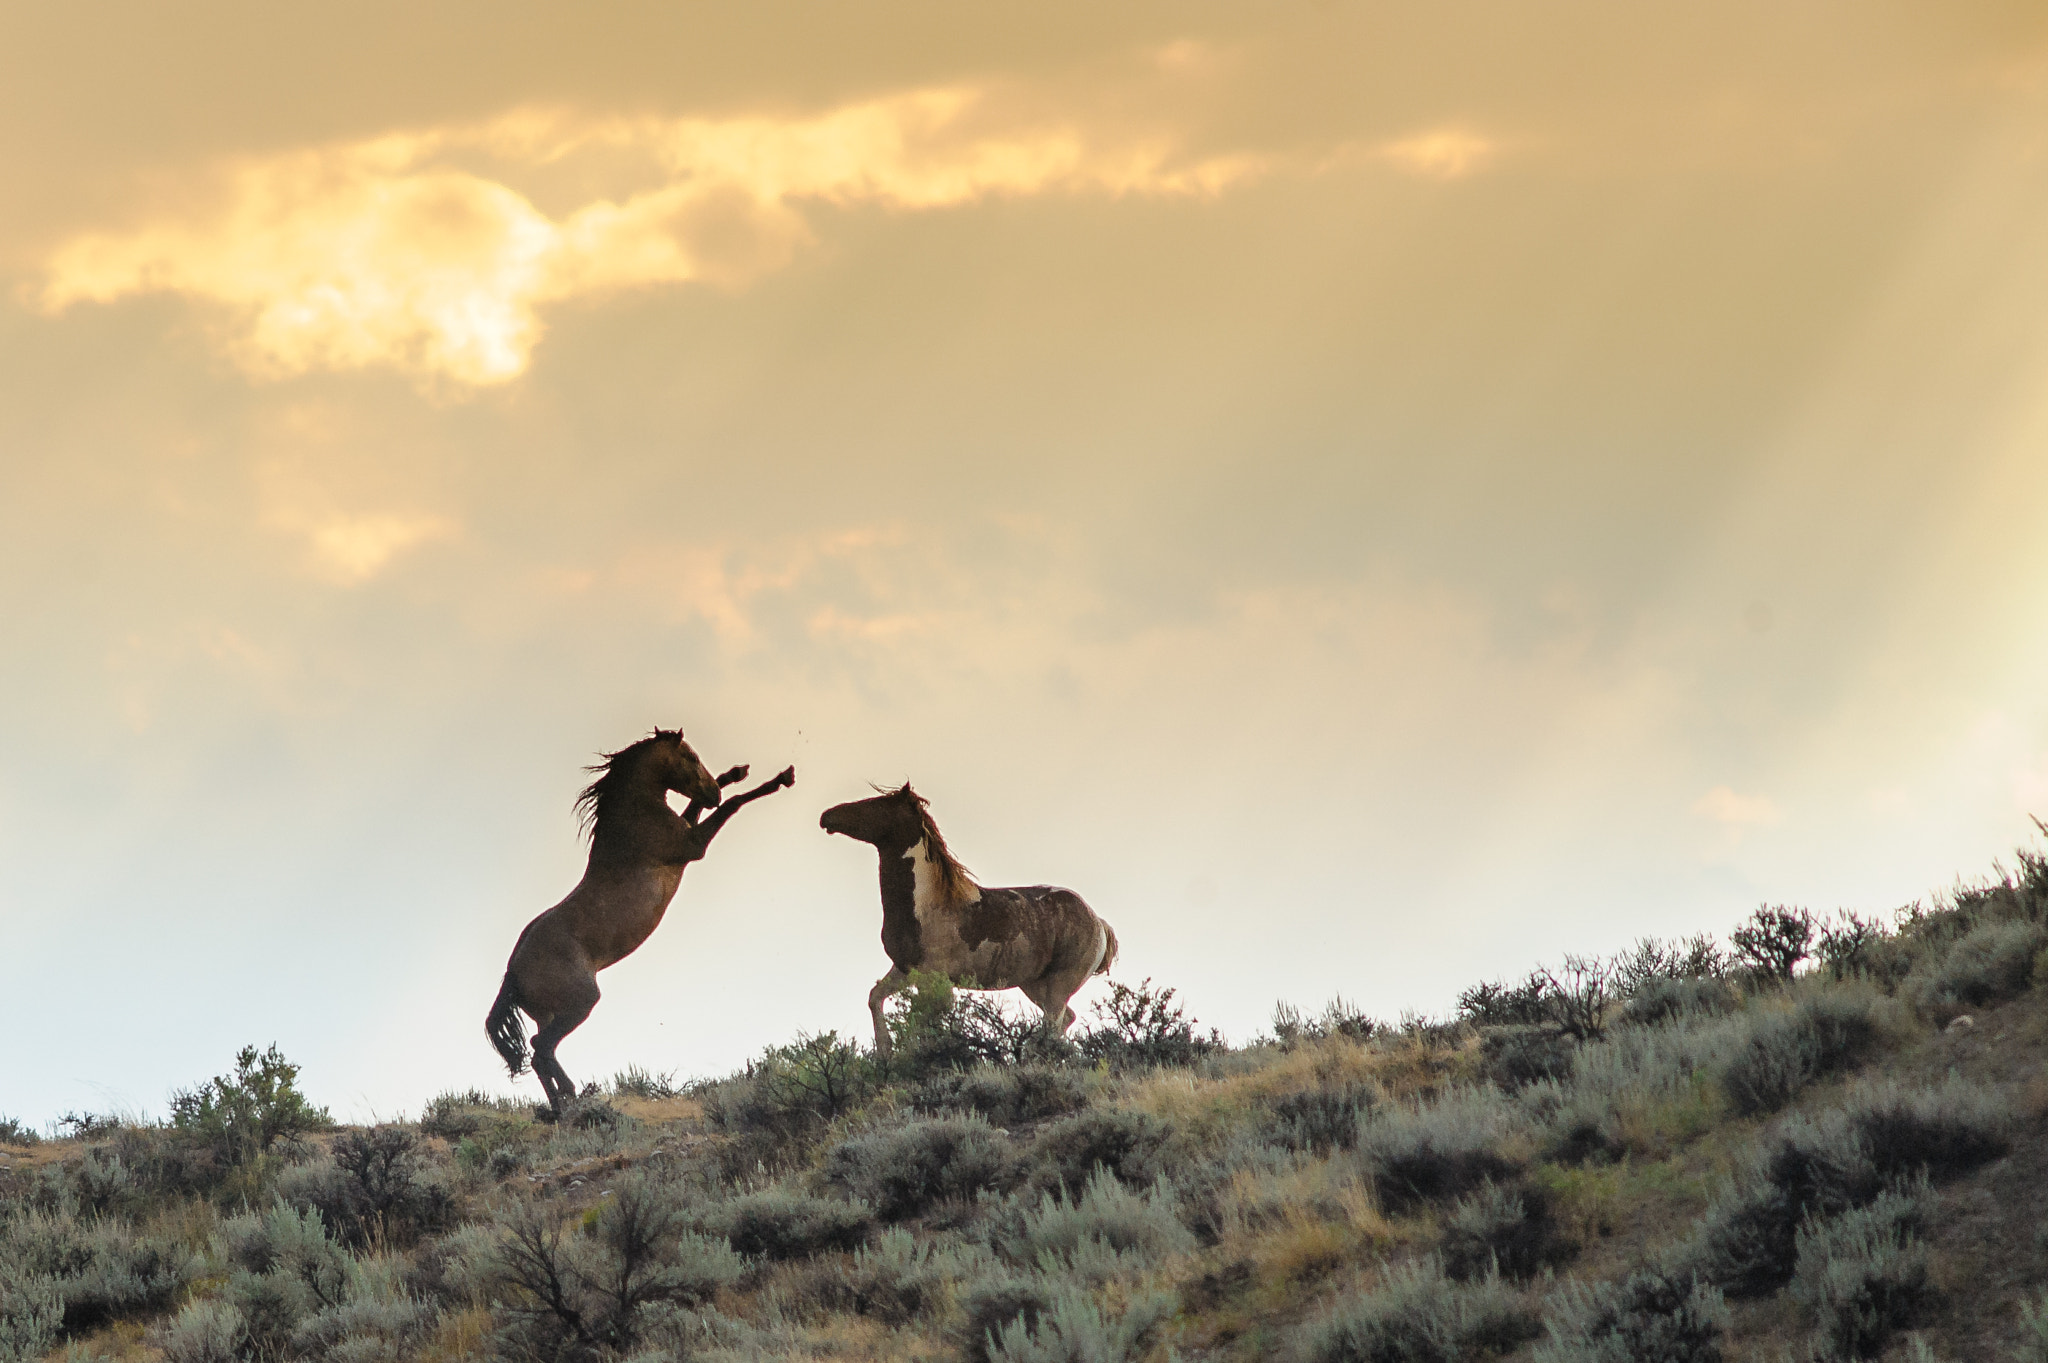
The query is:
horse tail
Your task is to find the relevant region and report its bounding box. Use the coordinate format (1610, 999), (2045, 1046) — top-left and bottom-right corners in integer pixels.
(1093, 921), (1119, 976)
(486, 970), (530, 1077)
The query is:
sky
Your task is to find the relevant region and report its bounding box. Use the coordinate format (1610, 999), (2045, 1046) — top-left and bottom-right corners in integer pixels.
(4, 2), (2048, 1127)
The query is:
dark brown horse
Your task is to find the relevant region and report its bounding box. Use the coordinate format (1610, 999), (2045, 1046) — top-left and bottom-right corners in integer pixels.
(488, 730), (795, 1112)
(820, 784), (1118, 1059)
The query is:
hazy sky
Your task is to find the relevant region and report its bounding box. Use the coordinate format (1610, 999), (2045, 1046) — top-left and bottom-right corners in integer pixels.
(5, 3), (2048, 1126)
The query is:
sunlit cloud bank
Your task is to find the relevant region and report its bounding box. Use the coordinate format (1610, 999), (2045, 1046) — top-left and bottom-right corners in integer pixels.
(37, 87), (1262, 388)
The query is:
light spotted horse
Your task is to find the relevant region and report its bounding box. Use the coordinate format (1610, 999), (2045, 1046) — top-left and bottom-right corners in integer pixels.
(487, 730), (796, 1114)
(820, 785), (1118, 1059)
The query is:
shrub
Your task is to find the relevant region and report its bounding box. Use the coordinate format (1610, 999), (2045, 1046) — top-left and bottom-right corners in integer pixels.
(490, 1173), (741, 1359)
(987, 1286), (1176, 1363)
(1720, 991), (1882, 1117)
(1610, 936), (1727, 996)
(1731, 906), (1814, 983)
(1685, 1080), (2004, 1302)
(2016, 1287), (2048, 1363)
(1622, 977), (1738, 1029)
(168, 1044), (332, 1166)
(610, 1065), (681, 1100)
(1296, 1257), (1541, 1363)
(1539, 956), (1615, 1041)
(216, 1203), (353, 1316)
(1791, 1186), (1935, 1361)
(991, 1167), (1195, 1282)
(1841, 1079), (2012, 1184)
(289, 1287), (434, 1361)
(833, 1228), (993, 1325)
(1075, 979), (1220, 1069)
(417, 1088), (525, 1141)
(279, 1126), (455, 1248)
(156, 1299), (247, 1363)
(703, 1032), (875, 1168)
(1814, 913), (1885, 981)
(0, 1207), (192, 1338)
(1357, 1089), (1519, 1213)
(824, 1117), (1017, 1222)
(1265, 1078), (1379, 1153)
(1533, 1265), (1727, 1363)
(1688, 1112), (1885, 1299)
(1274, 995), (1380, 1045)
(702, 1187), (874, 1261)
(1459, 974), (1553, 1028)
(1441, 1181), (1575, 1283)
(0, 1117), (38, 1147)
(914, 1065), (1090, 1128)
(1027, 1109), (1175, 1194)
(960, 1274), (1056, 1363)
(1478, 1027), (1578, 1091)
(0, 1271), (61, 1363)
(1907, 918), (2047, 1017)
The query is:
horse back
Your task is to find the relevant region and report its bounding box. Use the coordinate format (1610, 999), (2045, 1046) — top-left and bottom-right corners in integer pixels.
(929, 883), (1103, 989)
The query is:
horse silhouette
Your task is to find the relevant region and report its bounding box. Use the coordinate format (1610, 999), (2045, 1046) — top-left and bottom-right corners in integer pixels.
(821, 784), (1117, 1059)
(488, 730), (795, 1112)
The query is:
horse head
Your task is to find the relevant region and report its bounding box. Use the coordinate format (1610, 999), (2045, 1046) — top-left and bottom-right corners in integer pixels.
(820, 784), (925, 851)
(658, 730), (724, 809)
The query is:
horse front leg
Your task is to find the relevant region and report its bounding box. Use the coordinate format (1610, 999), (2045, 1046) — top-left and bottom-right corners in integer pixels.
(672, 766), (795, 857)
(868, 967), (907, 1060)
(683, 765), (752, 825)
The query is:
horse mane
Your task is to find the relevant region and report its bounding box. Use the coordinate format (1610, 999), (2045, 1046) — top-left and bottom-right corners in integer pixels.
(575, 731), (674, 840)
(880, 783), (978, 904)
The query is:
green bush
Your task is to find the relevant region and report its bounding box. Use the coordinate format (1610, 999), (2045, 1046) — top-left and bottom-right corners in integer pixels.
(1264, 1077), (1380, 1153)
(1272, 995), (1380, 1045)
(1357, 1089), (1519, 1213)
(1027, 1109), (1175, 1195)
(1458, 974), (1554, 1028)
(703, 1032), (875, 1171)
(1720, 991), (1882, 1117)
(168, 1045), (331, 1168)
(831, 1228), (992, 1326)
(824, 1117), (1017, 1222)
(1791, 1186), (1935, 1361)
(701, 1187), (874, 1261)
(155, 1299), (246, 1363)
(990, 1167), (1194, 1283)
(0, 1117), (38, 1148)
(1840, 1079), (2011, 1184)
(1907, 918), (2047, 1017)
(0, 1207), (192, 1339)
(913, 1065), (1090, 1127)
(1075, 979), (1220, 1069)
(1296, 1257), (1541, 1363)
(1534, 1265), (1727, 1363)
(1441, 1181), (1575, 1283)
(2015, 1286), (2048, 1363)
(987, 1286), (1176, 1363)
(1687, 1111), (1885, 1299)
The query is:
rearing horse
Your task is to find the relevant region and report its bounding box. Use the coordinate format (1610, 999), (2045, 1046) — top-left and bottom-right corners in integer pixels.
(821, 784), (1118, 1060)
(487, 730), (796, 1112)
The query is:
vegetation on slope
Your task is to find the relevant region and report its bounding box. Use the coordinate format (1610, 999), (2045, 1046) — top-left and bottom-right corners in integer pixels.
(6, 846), (2048, 1362)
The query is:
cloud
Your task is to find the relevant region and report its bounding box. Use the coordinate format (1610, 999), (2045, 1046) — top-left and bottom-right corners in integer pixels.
(1379, 127), (1497, 180)
(38, 88), (1260, 389)
(1693, 785), (1782, 827)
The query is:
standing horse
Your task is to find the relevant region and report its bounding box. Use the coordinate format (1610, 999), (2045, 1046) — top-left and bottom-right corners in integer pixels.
(487, 730), (796, 1112)
(820, 784), (1118, 1059)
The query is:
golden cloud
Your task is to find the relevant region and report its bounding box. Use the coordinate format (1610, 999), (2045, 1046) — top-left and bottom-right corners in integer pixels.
(39, 88), (1259, 388)
(1379, 127), (1497, 180)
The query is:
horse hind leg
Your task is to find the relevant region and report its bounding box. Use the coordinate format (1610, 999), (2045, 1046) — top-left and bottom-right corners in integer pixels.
(529, 978), (601, 1116)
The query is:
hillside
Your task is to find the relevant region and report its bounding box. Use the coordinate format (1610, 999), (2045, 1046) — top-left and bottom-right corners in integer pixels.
(6, 845), (2048, 1363)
